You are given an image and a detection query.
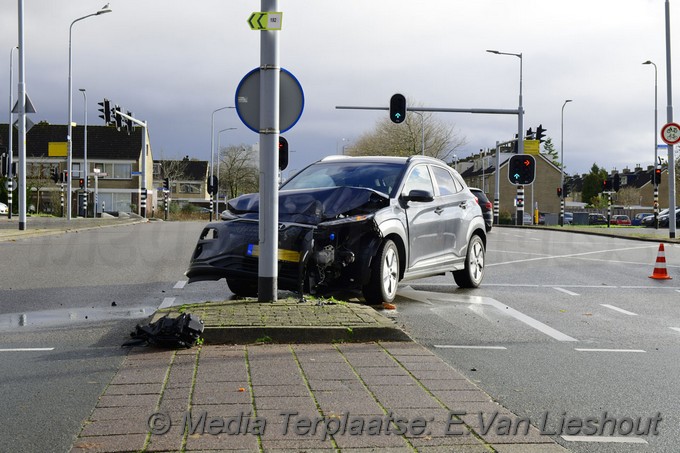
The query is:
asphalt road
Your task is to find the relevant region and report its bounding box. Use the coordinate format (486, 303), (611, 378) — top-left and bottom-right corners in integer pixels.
(0, 220), (214, 452)
(390, 227), (680, 453)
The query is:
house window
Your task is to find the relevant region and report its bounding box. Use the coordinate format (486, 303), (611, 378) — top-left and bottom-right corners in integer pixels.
(93, 163), (132, 179)
(179, 183), (202, 194)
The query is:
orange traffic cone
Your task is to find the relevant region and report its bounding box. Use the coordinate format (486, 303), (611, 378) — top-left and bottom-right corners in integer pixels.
(649, 243), (672, 280)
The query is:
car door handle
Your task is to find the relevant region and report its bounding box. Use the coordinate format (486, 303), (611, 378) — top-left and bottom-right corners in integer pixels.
(434, 207), (444, 215)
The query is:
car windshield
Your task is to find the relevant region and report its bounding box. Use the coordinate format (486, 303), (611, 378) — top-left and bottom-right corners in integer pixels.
(281, 161), (405, 196)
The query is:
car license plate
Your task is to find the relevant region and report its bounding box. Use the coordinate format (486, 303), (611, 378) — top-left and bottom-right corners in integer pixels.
(246, 244), (300, 263)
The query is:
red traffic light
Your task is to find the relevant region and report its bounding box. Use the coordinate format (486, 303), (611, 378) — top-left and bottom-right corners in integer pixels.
(79, 178), (85, 189)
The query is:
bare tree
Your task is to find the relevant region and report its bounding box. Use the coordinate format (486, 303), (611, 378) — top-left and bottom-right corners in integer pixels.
(218, 144), (259, 199)
(348, 101), (466, 161)
(157, 157), (189, 183)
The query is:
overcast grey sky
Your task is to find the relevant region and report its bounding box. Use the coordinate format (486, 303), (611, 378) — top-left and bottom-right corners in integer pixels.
(1, 0), (677, 176)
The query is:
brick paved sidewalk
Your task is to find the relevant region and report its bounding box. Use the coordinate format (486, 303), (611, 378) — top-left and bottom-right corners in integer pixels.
(71, 342), (569, 453)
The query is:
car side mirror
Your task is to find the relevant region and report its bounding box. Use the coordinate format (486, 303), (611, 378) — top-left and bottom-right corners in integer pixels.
(402, 189), (434, 203)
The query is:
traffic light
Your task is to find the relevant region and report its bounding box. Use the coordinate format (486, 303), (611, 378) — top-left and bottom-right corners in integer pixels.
(557, 187), (562, 197)
(125, 111), (134, 135)
(114, 105), (122, 131)
(79, 178), (85, 189)
(654, 167), (662, 185)
(51, 167), (59, 183)
(278, 136), (289, 170)
(98, 99), (111, 124)
(613, 173), (620, 192)
(525, 127), (534, 139)
(507, 154), (536, 185)
(61, 170), (68, 184)
(536, 124), (547, 143)
(603, 178), (610, 191)
(0, 150), (7, 177)
(207, 175), (218, 196)
(163, 177), (169, 191)
(563, 183), (570, 198)
(389, 93), (406, 124)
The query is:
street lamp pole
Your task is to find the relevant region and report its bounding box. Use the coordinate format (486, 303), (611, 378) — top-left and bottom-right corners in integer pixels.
(7, 45), (17, 219)
(643, 60), (659, 228)
(216, 127), (237, 215)
(560, 99), (572, 226)
(210, 106), (230, 221)
(487, 49), (524, 225)
(66, 3), (111, 220)
(79, 88), (87, 217)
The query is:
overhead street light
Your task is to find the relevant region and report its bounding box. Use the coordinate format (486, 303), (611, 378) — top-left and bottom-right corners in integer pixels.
(560, 99), (572, 226)
(210, 106), (232, 221)
(67, 3), (112, 220)
(486, 49), (524, 155)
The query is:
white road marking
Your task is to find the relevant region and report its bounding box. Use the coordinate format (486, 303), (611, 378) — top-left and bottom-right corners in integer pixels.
(434, 345), (507, 350)
(173, 280), (187, 289)
(600, 304), (637, 316)
(158, 297), (176, 310)
(575, 348), (646, 353)
(0, 348), (54, 352)
(669, 327), (680, 333)
(562, 435), (647, 444)
(553, 287), (580, 296)
(487, 244), (657, 267)
(409, 283), (680, 290)
(398, 287), (578, 342)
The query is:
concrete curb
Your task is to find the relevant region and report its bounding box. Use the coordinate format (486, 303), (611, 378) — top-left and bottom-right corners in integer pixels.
(153, 299), (412, 344)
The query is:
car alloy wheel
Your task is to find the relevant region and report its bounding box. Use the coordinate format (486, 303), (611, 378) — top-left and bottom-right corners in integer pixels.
(363, 239), (399, 305)
(453, 235), (485, 288)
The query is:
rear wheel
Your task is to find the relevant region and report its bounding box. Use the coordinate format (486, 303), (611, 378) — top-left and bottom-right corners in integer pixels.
(453, 235), (485, 288)
(362, 239), (399, 305)
(226, 277), (258, 297)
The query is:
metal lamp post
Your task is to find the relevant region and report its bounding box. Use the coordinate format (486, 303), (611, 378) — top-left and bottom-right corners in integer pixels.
(79, 88), (87, 217)
(487, 49), (524, 225)
(67, 3), (111, 220)
(642, 60), (659, 228)
(215, 127), (237, 215)
(210, 106), (230, 221)
(7, 45), (18, 219)
(560, 99), (572, 226)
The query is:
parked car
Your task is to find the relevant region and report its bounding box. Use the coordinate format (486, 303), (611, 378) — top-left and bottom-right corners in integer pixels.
(611, 214), (631, 226)
(658, 208), (680, 228)
(643, 207), (678, 227)
(563, 212), (573, 225)
(0, 202), (7, 214)
(468, 187), (492, 232)
(588, 213), (608, 225)
(187, 155), (487, 304)
(523, 213), (533, 225)
(632, 212), (652, 226)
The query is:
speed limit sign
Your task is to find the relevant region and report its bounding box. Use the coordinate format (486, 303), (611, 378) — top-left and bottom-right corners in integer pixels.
(661, 122), (680, 145)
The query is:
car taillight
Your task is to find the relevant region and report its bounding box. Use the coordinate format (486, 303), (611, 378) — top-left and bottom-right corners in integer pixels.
(484, 201), (492, 209)
(473, 197), (479, 205)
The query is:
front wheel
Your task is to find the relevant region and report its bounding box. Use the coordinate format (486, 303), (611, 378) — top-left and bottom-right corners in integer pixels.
(362, 239), (399, 305)
(453, 235), (485, 288)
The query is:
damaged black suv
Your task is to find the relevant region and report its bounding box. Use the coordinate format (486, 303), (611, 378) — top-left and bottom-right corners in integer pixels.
(186, 155), (486, 304)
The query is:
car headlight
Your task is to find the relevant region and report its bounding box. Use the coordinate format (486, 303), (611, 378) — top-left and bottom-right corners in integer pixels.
(318, 213), (376, 227)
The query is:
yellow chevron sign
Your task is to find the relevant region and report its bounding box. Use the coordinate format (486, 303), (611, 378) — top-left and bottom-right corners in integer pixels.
(248, 12), (283, 30)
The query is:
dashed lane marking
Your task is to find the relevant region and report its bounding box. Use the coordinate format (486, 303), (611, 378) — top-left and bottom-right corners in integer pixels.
(600, 304), (638, 316)
(173, 280), (187, 289)
(158, 297), (176, 310)
(553, 287), (580, 296)
(0, 348), (55, 352)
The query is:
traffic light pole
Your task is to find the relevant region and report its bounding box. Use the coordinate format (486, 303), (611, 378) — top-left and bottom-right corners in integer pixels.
(112, 109), (148, 218)
(665, 0), (677, 239)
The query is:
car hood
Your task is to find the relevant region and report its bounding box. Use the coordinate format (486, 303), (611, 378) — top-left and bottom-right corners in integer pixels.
(226, 186), (390, 224)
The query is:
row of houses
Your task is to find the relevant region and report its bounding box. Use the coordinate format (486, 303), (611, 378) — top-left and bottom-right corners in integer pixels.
(1, 123), (214, 216)
(454, 149), (670, 216)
